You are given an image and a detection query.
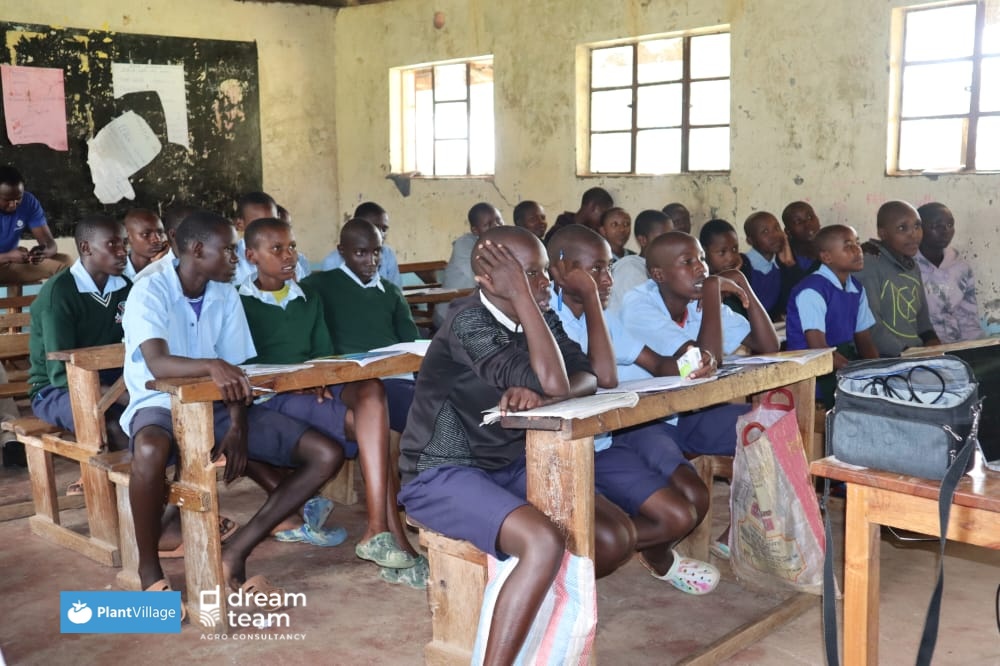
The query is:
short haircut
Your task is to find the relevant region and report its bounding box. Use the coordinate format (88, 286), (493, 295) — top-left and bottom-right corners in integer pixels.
(353, 201), (386, 223)
(916, 202), (948, 223)
(174, 210), (234, 254)
(340, 217), (380, 245)
(74, 213), (120, 248)
(598, 207), (629, 228)
(634, 209), (671, 238)
(815, 224), (856, 253)
(512, 200), (539, 227)
(245, 217), (290, 250)
(162, 203), (199, 234)
(547, 224), (607, 264)
(699, 219), (737, 247)
(0, 166), (23, 188)
(876, 200), (917, 229)
(472, 226), (542, 277)
(581, 187), (613, 209)
(743, 211), (776, 236)
(236, 191), (276, 220)
(661, 202), (689, 221)
(123, 208), (160, 227)
(781, 201), (810, 226)
(468, 202), (497, 226)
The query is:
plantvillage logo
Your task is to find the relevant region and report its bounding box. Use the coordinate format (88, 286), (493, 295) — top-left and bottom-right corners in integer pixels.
(198, 586), (307, 641)
(60, 591), (182, 634)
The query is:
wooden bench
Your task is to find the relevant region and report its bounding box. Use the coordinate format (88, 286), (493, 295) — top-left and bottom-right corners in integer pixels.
(399, 259), (447, 289)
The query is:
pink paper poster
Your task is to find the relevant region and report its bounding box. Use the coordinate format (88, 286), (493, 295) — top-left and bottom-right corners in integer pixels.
(1, 64), (69, 151)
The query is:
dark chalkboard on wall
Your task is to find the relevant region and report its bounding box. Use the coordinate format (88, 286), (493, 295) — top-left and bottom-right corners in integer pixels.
(0, 22), (262, 237)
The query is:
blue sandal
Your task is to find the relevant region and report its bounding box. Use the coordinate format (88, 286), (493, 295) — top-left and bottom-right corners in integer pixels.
(274, 523), (347, 547)
(303, 496), (334, 531)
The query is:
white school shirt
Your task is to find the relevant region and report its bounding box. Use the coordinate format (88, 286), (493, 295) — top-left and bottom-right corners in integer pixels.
(622, 280), (751, 357)
(120, 260), (257, 435)
(607, 254), (648, 314)
(69, 259), (129, 298)
(744, 247), (778, 275)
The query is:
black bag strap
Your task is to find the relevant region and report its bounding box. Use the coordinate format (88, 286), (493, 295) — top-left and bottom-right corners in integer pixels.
(821, 405), (980, 666)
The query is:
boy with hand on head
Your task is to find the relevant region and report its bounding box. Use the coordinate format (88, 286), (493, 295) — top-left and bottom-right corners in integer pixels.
(914, 202), (984, 343)
(661, 202), (692, 234)
(0, 165), (71, 283)
(123, 208), (168, 279)
(548, 225), (720, 593)
(399, 226), (634, 665)
(781, 201), (822, 273)
(857, 201), (941, 356)
(435, 202), (505, 326)
(121, 211), (346, 600)
(597, 207), (635, 262)
(29, 214), (132, 452)
(543, 187), (614, 244)
(239, 217), (423, 585)
(785, 225), (879, 404)
(303, 218), (419, 434)
(321, 201), (402, 287)
(607, 209), (673, 313)
(742, 211), (803, 320)
(700, 219), (750, 318)
(512, 200), (547, 239)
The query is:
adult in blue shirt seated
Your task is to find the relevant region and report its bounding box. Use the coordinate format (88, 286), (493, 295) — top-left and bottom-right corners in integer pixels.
(0, 166), (71, 284)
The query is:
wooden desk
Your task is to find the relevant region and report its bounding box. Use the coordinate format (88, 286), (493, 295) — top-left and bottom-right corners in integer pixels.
(809, 456), (1000, 666)
(403, 287), (474, 306)
(149, 353), (424, 630)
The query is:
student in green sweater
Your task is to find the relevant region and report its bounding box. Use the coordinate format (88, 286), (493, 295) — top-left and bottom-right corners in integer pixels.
(29, 213), (131, 451)
(241, 217), (424, 586)
(302, 218), (419, 434)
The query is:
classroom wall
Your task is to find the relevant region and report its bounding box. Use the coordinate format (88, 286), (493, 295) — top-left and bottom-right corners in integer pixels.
(1, 0), (340, 260)
(332, 0), (1000, 322)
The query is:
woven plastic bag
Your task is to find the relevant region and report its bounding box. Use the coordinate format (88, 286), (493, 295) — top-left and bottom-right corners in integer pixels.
(730, 388), (825, 595)
(471, 550), (596, 665)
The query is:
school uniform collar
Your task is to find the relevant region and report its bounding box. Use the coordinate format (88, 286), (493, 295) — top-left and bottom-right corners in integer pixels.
(916, 247), (958, 271)
(479, 290), (519, 332)
(815, 264), (860, 292)
(745, 247), (778, 273)
(338, 264), (385, 292)
(162, 258), (229, 306)
(238, 276), (306, 306)
(69, 259), (129, 298)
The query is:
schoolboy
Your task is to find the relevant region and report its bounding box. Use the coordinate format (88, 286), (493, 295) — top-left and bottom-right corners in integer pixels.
(543, 187), (614, 244)
(123, 208), (167, 279)
(302, 218), (418, 433)
(548, 225), (720, 593)
(435, 202), (505, 326)
(781, 201), (822, 273)
(29, 214), (131, 452)
(700, 219), (750, 318)
(856, 201), (941, 356)
(0, 165), (71, 284)
(597, 206), (635, 262)
(121, 211), (346, 597)
(741, 211), (803, 319)
(661, 202), (692, 234)
(625, 232), (779, 363)
(240, 217), (423, 586)
(398, 226), (634, 664)
(232, 191), (310, 286)
(785, 225), (879, 403)
(321, 201), (402, 287)
(512, 200), (547, 239)
(133, 203), (198, 281)
(607, 209), (673, 313)
(914, 202), (984, 343)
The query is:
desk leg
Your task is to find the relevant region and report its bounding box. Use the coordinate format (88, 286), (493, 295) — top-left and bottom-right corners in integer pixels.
(787, 376), (818, 462)
(525, 431), (595, 560)
(843, 483), (879, 666)
(172, 399), (227, 631)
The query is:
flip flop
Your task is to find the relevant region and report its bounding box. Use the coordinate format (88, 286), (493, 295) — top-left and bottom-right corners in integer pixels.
(159, 515), (239, 559)
(641, 550), (720, 595)
(379, 554), (429, 590)
(236, 575), (286, 612)
(302, 496), (334, 531)
(144, 578), (186, 622)
(355, 532), (418, 569)
(273, 523), (348, 547)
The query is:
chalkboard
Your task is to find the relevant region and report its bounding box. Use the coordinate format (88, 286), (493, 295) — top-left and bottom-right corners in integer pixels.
(0, 22), (262, 236)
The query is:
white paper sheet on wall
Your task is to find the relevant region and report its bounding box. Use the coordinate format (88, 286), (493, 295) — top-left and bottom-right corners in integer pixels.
(87, 110), (162, 204)
(111, 62), (189, 149)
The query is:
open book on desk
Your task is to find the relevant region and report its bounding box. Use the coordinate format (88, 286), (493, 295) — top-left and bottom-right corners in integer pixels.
(239, 363), (313, 376)
(481, 392), (640, 426)
(597, 374), (717, 394)
(724, 348), (833, 366)
(308, 341), (431, 367)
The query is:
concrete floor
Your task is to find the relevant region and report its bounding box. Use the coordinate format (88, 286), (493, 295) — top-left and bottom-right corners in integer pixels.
(1, 464), (999, 665)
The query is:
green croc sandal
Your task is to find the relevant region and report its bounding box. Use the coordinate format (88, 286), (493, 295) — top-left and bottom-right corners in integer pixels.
(355, 532), (417, 569)
(379, 555), (429, 590)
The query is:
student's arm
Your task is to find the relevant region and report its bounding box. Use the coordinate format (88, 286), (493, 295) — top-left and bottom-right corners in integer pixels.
(804, 329), (852, 369)
(391, 285), (420, 343)
(693, 276), (728, 362)
(216, 401), (248, 483)
(720, 270), (780, 353)
(138, 339), (253, 404)
(556, 264), (617, 388)
(853, 329), (880, 360)
(477, 241), (569, 398)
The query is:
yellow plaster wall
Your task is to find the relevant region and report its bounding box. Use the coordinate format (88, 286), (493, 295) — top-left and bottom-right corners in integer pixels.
(334, 0), (1000, 321)
(1, 0), (340, 263)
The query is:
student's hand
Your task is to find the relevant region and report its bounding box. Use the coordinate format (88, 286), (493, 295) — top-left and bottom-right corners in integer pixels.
(214, 415), (249, 484)
(207, 360), (254, 404)
(776, 235), (795, 267)
(498, 386), (548, 414)
(556, 257), (600, 304)
(28, 245), (47, 264)
(473, 240), (531, 301)
(711, 273), (750, 308)
(1, 247), (30, 265)
(687, 350), (718, 379)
